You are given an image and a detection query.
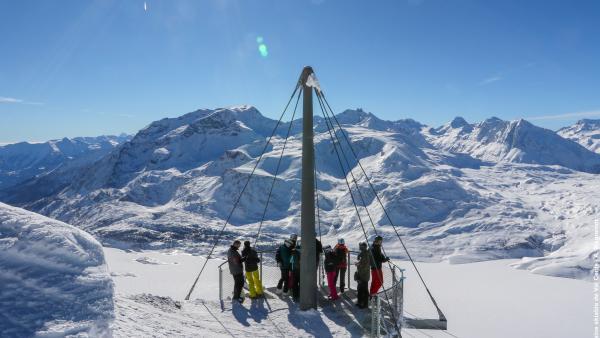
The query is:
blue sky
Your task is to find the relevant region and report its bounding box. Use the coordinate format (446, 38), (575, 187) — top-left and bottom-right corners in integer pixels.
(1, 0), (599, 142)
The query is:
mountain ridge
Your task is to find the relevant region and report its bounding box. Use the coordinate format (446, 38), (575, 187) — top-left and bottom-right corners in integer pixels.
(1, 106), (598, 281)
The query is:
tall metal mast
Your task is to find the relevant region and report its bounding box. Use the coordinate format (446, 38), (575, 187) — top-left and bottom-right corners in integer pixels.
(299, 66), (317, 310)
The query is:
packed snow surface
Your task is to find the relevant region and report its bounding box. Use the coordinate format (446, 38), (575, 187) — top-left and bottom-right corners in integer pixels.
(104, 247), (590, 338)
(0, 203), (114, 337)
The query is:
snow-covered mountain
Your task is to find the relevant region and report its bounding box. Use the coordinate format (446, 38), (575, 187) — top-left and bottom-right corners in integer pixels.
(558, 118), (600, 153)
(425, 116), (600, 173)
(3, 106), (598, 281)
(0, 202), (114, 337)
(0, 134), (130, 191)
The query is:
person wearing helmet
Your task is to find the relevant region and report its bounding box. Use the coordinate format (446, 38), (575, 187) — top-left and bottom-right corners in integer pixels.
(355, 241), (371, 308)
(289, 233), (298, 246)
(369, 235), (389, 295)
(276, 239), (293, 295)
(333, 238), (349, 293)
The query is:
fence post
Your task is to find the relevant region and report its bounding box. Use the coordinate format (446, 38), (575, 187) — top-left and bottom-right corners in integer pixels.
(398, 268), (405, 331)
(219, 265), (223, 302)
(371, 295), (381, 337)
(347, 251), (351, 290)
(260, 252), (263, 281)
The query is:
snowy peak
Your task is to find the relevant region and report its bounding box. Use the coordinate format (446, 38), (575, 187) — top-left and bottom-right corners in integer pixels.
(427, 116), (600, 173)
(450, 116), (470, 129)
(558, 119), (600, 153)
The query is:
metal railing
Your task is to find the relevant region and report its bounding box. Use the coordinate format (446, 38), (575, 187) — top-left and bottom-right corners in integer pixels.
(369, 262), (405, 337)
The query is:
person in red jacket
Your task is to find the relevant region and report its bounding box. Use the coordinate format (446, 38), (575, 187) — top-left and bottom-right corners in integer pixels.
(333, 238), (349, 293)
(369, 236), (389, 295)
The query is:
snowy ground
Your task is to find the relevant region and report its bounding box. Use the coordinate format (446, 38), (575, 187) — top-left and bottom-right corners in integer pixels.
(104, 247), (590, 338)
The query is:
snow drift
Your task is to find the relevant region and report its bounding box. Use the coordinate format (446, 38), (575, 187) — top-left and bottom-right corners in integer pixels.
(0, 202), (114, 337)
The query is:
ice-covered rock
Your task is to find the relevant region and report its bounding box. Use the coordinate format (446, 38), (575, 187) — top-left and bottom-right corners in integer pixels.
(0, 202), (114, 337)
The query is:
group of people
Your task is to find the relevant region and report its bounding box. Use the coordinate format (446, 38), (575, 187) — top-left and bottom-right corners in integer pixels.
(227, 240), (264, 303)
(274, 233), (323, 301)
(227, 233), (389, 309)
(324, 235), (388, 308)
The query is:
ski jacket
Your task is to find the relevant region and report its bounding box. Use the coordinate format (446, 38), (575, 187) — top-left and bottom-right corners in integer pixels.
(370, 244), (389, 270)
(356, 248), (371, 282)
(241, 246), (260, 272)
(227, 246), (243, 275)
(324, 249), (340, 273)
(334, 244), (348, 269)
(278, 244), (292, 269)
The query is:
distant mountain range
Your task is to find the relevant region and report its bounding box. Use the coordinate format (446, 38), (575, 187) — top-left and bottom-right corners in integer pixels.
(0, 107), (597, 281)
(0, 134), (130, 191)
(558, 119), (600, 154)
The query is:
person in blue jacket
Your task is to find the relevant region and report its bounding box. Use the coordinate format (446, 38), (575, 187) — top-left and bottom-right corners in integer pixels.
(276, 239), (293, 295)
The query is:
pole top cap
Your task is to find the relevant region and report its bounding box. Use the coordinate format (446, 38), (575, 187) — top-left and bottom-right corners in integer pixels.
(300, 66), (314, 83)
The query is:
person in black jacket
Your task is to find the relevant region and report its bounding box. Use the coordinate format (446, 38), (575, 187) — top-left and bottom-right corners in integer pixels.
(241, 241), (263, 298)
(227, 240), (245, 303)
(355, 241), (371, 308)
(369, 235), (389, 295)
(316, 238), (323, 267)
(323, 245), (340, 300)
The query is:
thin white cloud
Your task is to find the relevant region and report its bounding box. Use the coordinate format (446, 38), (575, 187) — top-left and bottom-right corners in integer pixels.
(0, 96), (43, 105)
(479, 75), (503, 86)
(526, 110), (600, 121)
(0, 97), (23, 103)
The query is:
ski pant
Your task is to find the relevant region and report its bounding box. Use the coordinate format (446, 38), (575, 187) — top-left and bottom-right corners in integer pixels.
(233, 273), (245, 300)
(326, 271), (339, 300)
(357, 280), (369, 308)
(245, 270), (263, 298)
(290, 270), (300, 300)
(334, 267), (347, 292)
(277, 268), (289, 293)
(369, 269), (384, 295)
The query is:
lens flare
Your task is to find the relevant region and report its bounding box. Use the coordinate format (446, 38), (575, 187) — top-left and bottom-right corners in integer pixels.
(258, 44), (268, 58)
(256, 36), (268, 58)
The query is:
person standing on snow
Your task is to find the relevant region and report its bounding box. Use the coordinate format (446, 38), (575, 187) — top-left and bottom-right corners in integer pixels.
(228, 240), (245, 303)
(289, 241), (301, 301)
(316, 237), (323, 267)
(241, 241), (263, 299)
(355, 241), (371, 308)
(333, 238), (349, 293)
(369, 235), (389, 295)
(276, 239), (293, 295)
(324, 245), (340, 300)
